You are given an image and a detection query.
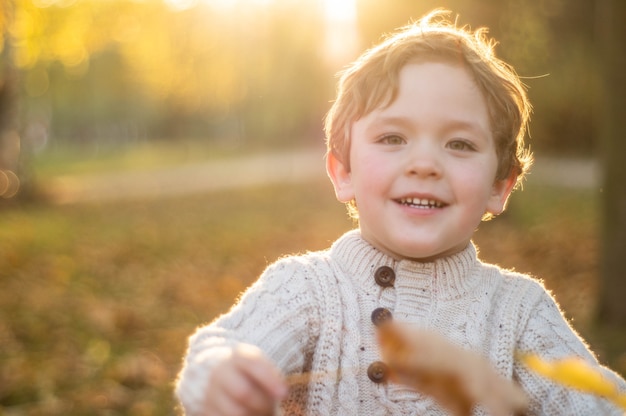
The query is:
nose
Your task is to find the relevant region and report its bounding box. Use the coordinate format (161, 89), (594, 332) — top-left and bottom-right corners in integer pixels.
(405, 141), (442, 179)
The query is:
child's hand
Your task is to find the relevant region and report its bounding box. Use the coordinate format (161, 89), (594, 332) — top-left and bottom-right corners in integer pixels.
(204, 343), (288, 416)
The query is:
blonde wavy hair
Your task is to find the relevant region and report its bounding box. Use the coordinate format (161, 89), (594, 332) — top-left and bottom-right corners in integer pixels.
(324, 9), (533, 196)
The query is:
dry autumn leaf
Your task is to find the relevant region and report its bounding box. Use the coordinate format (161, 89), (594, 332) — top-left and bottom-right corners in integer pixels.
(377, 322), (528, 416)
(518, 353), (626, 411)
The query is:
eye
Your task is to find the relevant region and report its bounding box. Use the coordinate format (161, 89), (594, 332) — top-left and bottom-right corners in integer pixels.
(447, 139), (476, 152)
(378, 134), (406, 145)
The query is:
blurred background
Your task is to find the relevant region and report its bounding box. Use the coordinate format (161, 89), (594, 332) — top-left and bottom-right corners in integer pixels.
(0, 0), (608, 171)
(1, 0), (625, 415)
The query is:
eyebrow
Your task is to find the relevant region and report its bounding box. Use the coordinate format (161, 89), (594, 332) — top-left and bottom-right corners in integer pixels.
(367, 115), (490, 139)
(363, 115), (416, 132)
(442, 120), (491, 139)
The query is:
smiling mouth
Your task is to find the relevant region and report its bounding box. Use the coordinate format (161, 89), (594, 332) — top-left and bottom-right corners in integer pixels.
(397, 197), (446, 209)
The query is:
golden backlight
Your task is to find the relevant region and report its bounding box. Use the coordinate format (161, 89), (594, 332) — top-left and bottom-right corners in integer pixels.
(323, 0), (359, 65)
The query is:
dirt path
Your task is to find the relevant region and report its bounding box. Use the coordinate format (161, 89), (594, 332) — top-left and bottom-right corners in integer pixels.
(48, 148), (599, 204)
(49, 148), (327, 204)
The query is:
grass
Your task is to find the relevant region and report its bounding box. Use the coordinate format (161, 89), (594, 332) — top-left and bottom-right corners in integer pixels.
(31, 140), (201, 177)
(30, 138), (301, 178)
(1, 168), (624, 415)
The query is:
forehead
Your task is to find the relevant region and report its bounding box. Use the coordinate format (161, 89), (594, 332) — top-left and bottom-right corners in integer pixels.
(397, 61), (484, 105)
(357, 61), (491, 137)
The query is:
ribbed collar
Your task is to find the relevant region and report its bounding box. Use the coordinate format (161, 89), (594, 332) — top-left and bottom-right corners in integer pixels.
(329, 229), (481, 301)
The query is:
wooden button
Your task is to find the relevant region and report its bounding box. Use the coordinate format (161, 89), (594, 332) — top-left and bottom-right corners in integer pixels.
(374, 266), (395, 287)
(371, 307), (392, 326)
(367, 361), (388, 383)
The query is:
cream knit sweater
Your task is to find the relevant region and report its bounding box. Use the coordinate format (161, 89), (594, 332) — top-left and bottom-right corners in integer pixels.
(176, 230), (626, 415)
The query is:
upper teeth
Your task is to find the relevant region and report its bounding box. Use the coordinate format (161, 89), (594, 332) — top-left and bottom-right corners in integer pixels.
(400, 198), (443, 208)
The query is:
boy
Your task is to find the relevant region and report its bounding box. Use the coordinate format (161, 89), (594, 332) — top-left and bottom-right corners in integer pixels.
(176, 9), (626, 415)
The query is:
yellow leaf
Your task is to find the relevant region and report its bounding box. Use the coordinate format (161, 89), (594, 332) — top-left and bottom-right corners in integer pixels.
(614, 393), (626, 410)
(551, 357), (616, 397)
(520, 353), (554, 377)
(519, 353), (624, 408)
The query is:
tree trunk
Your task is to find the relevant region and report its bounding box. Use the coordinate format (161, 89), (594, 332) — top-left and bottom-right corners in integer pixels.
(596, 0), (626, 326)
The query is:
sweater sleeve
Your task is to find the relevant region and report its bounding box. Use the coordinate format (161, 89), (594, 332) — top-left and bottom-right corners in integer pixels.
(175, 257), (322, 416)
(514, 285), (626, 415)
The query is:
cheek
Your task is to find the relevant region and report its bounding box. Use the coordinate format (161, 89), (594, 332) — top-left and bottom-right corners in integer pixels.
(352, 157), (393, 194)
(351, 150), (381, 179)
(454, 164), (497, 202)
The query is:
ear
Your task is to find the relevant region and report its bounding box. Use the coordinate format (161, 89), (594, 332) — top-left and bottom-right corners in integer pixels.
(486, 172), (517, 216)
(326, 152), (355, 203)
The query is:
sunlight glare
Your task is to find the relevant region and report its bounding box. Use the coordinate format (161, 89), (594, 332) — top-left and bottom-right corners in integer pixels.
(324, 0), (356, 22)
(323, 0), (358, 66)
(201, 0), (274, 9)
(164, 0), (198, 11)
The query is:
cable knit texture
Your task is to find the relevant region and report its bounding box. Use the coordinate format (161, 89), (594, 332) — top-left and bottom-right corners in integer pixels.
(176, 230), (626, 415)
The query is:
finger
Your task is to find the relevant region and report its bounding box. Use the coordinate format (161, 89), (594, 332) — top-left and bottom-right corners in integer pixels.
(232, 345), (288, 400)
(224, 369), (277, 414)
(208, 362), (274, 416)
(206, 365), (248, 416)
(211, 389), (249, 416)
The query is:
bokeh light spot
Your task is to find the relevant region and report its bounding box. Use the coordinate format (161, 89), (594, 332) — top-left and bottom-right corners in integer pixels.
(0, 170), (20, 199)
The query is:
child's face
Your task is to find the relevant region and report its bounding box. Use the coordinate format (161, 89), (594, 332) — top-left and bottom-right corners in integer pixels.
(328, 61), (515, 261)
